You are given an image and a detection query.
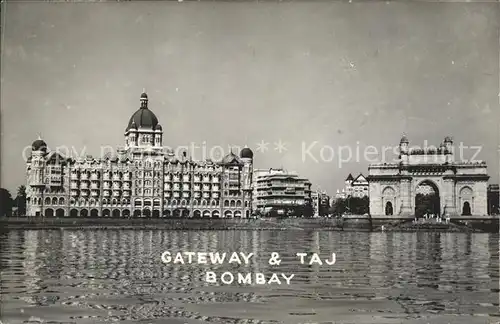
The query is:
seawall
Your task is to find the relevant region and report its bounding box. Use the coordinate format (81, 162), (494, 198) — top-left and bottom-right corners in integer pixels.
(0, 217), (345, 231)
(0, 216), (497, 232)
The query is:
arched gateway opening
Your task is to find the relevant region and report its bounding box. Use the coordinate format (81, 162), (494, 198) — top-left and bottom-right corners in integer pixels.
(415, 180), (440, 217)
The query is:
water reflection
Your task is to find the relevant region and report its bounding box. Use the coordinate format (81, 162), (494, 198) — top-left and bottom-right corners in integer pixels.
(0, 230), (498, 323)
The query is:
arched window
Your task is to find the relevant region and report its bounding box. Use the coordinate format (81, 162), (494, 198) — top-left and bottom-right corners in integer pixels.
(385, 201), (393, 216)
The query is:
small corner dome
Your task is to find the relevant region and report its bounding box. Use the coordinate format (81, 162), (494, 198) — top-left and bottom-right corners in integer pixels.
(444, 136), (453, 143)
(140, 92), (148, 100)
(400, 135), (409, 143)
(32, 138), (47, 151)
(240, 147), (254, 159)
(155, 124), (163, 131)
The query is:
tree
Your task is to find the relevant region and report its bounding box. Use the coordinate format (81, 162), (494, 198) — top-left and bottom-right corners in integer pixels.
(15, 185), (27, 216)
(303, 201), (314, 217)
(329, 196), (369, 216)
(0, 188), (14, 217)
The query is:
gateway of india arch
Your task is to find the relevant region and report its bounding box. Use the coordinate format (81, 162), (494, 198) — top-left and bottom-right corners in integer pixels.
(367, 135), (489, 218)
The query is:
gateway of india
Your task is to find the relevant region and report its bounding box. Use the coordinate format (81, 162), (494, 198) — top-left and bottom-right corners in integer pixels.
(26, 92), (254, 218)
(367, 135), (489, 218)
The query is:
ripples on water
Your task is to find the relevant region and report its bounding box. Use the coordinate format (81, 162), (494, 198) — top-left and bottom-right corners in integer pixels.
(0, 230), (498, 324)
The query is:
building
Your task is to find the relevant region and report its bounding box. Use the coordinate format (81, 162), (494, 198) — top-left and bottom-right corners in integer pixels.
(335, 188), (347, 199)
(488, 184), (499, 215)
(26, 92), (254, 218)
(367, 135), (489, 218)
(345, 173), (369, 198)
(252, 168), (312, 216)
(311, 190), (330, 217)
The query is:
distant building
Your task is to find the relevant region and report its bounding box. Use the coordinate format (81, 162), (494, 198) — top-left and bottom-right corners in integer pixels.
(336, 173), (369, 199)
(26, 92), (254, 218)
(488, 184), (499, 215)
(335, 188), (347, 199)
(345, 173), (369, 198)
(252, 168), (312, 216)
(311, 190), (330, 217)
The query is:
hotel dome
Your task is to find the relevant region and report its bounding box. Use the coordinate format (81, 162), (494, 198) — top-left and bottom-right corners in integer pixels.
(126, 92), (159, 131)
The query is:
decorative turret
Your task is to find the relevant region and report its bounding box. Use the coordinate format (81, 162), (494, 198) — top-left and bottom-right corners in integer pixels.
(399, 134), (409, 165)
(444, 136), (454, 162)
(140, 91), (148, 109)
(444, 136), (453, 153)
(240, 147), (254, 190)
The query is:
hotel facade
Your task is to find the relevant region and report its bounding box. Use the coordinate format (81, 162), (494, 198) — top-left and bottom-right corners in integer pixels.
(26, 92), (254, 218)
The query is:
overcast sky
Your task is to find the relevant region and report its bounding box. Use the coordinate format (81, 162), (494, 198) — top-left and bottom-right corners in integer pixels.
(1, 1), (499, 195)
